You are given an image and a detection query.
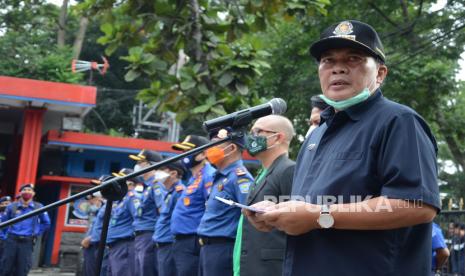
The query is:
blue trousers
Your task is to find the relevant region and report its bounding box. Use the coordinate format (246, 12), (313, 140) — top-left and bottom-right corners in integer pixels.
(83, 243), (110, 276)
(135, 231), (157, 276)
(108, 239), (135, 276)
(199, 242), (234, 276)
(83, 243), (98, 276)
(172, 235), (200, 276)
(157, 243), (176, 276)
(0, 235), (34, 276)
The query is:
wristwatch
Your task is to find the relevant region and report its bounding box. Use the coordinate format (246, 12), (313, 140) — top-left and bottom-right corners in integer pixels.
(317, 204), (334, 229)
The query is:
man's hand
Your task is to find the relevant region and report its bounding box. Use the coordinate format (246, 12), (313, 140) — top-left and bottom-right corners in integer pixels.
(243, 201), (276, 232)
(81, 236), (91, 248)
(244, 200), (320, 235)
(256, 201), (320, 235)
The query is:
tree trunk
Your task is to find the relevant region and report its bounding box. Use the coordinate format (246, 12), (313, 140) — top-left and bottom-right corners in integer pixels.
(435, 110), (465, 171)
(72, 16), (89, 59)
(189, 0), (202, 61)
(57, 0), (69, 47)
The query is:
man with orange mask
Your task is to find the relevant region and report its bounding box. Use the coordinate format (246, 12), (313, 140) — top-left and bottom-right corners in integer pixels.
(197, 128), (254, 276)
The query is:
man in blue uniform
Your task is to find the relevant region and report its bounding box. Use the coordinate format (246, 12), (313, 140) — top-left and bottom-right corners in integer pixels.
(245, 20), (440, 276)
(153, 160), (185, 276)
(118, 160), (163, 276)
(0, 196), (12, 263)
(170, 135), (216, 276)
(81, 176), (108, 276)
(106, 177), (137, 276)
(0, 184), (51, 276)
(432, 222), (449, 274)
(130, 149), (164, 186)
(197, 129), (254, 276)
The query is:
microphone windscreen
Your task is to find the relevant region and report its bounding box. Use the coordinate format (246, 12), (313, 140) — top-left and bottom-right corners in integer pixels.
(269, 98), (287, 115)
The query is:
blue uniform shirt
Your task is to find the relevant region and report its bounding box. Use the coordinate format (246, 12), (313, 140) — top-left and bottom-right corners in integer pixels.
(284, 90), (440, 276)
(90, 204), (106, 243)
(0, 211), (8, 240)
(153, 181), (185, 243)
(132, 182), (165, 231)
(107, 193), (135, 244)
(2, 200), (50, 237)
(171, 162), (216, 235)
(432, 222), (447, 270)
(197, 160), (253, 239)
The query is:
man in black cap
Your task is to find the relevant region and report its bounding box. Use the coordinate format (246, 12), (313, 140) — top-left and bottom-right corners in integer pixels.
(170, 135), (216, 276)
(0, 184), (50, 276)
(245, 20), (439, 275)
(128, 150), (165, 276)
(197, 128), (254, 276)
(152, 160), (186, 276)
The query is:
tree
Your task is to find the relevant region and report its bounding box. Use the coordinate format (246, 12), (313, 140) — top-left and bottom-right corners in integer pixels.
(78, 0), (330, 123)
(0, 0), (82, 83)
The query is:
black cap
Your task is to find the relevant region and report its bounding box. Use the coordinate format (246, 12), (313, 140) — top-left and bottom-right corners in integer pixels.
(311, 95), (329, 110)
(163, 160), (186, 178)
(209, 127), (246, 148)
(310, 20), (385, 63)
(19, 183), (35, 192)
(0, 196), (11, 203)
(129, 149), (163, 163)
(172, 135), (209, 151)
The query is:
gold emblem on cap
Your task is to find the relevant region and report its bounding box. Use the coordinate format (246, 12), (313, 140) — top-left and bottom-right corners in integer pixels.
(217, 129), (228, 139)
(333, 21), (353, 36)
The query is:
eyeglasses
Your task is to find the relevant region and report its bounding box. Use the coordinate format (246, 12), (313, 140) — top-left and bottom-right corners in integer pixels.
(250, 128), (278, 136)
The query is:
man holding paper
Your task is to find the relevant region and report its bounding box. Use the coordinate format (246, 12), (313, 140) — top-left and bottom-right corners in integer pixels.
(197, 128), (254, 276)
(233, 115), (296, 276)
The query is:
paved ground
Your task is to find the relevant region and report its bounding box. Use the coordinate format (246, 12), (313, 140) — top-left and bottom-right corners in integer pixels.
(29, 268), (75, 276)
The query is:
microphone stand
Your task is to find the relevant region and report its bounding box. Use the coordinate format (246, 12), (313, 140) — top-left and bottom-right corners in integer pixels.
(0, 131), (243, 275)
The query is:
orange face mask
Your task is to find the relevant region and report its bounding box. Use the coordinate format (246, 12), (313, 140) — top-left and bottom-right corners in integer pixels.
(205, 146), (225, 166)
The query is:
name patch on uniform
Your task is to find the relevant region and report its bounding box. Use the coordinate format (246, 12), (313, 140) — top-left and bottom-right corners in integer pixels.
(239, 183), (250, 194)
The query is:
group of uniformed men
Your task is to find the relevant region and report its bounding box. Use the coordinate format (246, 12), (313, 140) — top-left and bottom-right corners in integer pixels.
(82, 126), (266, 276)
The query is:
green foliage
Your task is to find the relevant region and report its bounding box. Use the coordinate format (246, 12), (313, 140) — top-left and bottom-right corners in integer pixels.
(0, 1), (83, 83)
(78, 0), (330, 123)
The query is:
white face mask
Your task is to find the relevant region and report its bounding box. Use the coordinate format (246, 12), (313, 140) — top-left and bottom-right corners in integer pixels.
(134, 164), (143, 172)
(134, 185), (144, 192)
(153, 170), (170, 184)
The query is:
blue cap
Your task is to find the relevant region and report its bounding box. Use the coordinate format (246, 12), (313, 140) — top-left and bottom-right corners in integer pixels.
(19, 183), (35, 192)
(0, 196), (11, 203)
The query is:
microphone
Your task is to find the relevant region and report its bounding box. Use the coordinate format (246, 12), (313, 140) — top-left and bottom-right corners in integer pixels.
(203, 98), (287, 133)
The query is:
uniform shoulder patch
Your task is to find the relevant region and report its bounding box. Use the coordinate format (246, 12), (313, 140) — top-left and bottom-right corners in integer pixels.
(235, 168), (246, 176)
(238, 178), (250, 184)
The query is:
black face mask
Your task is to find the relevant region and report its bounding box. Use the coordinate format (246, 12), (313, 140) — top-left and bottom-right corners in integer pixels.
(0, 206), (6, 212)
